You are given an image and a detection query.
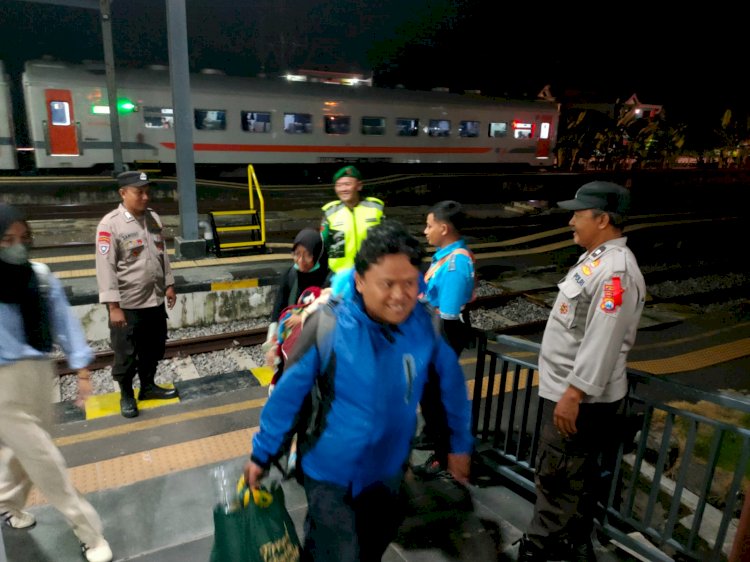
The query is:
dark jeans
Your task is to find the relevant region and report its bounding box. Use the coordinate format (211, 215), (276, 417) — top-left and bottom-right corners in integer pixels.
(301, 476), (404, 562)
(109, 305), (168, 390)
(526, 397), (623, 553)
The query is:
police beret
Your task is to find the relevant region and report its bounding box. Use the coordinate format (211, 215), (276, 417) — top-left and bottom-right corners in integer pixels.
(332, 165), (362, 183)
(117, 171), (149, 188)
(558, 181), (630, 215)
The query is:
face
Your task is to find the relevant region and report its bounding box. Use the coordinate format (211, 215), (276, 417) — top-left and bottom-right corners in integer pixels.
(120, 185), (150, 216)
(568, 209), (607, 252)
(1, 220), (32, 248)
(424, 213), (448, 248)
(292, 245), (315, 272)
(355, 253), (420, 325)
(334, 177), (362, 207)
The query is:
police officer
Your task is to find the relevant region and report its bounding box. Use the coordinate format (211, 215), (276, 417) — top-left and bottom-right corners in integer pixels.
(320, 165), (384, 274)
(518, 181), (646, 561)
(95, 171), (178, 418)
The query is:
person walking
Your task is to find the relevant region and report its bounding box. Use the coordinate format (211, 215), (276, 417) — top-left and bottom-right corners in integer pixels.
(413, 200), (476, 474)
(0, 203), (113, 562)
(95, 171), (178, 418)
(245, 220), (473, 562)
(518, 181), (646, 561)
(320, 165), (384, 274)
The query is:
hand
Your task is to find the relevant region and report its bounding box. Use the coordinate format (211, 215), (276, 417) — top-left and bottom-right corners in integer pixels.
(109, 307), (126, 328)
(446, 453), (471, 485)
(243, 460), (265, 489)
(264, 345), (279, 367)
(166, 286), (177, 309)
(554, 386), (584, 437)
(75, 369), (93, 409)
(284, 313), (303, 330)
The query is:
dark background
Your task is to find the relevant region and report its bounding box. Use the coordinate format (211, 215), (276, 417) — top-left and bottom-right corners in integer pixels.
(0, 0), (746, 132)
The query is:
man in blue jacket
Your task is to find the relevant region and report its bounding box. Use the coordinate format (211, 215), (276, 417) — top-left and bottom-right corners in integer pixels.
(245, 220), (473, 562)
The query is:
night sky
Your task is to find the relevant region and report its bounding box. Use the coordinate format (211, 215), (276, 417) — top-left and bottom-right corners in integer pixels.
(0, 0), (746, 130)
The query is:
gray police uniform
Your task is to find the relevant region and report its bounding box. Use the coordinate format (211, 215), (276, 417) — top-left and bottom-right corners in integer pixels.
(95, 204), (175, 388)
(527, 237), (646, 553)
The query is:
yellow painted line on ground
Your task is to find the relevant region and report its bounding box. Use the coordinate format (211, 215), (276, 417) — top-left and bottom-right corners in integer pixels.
(55, 397), (269, 447)
(628, 338), (750, 375)
(211, 278), (259, 291)
(85, 385), (179, 420)
(251, 365), (275, 386)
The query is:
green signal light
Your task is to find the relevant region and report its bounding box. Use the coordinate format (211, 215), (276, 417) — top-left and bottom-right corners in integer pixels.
(117, 98), (136, 113)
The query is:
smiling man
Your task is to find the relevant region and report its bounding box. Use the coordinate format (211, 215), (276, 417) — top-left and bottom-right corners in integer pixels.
(245, 220), (473, 562)
(518, 181), (647, 562)
(320, 165), (384, 273)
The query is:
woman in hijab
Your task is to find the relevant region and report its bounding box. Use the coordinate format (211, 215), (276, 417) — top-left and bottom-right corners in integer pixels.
(0, 203), (113, 562)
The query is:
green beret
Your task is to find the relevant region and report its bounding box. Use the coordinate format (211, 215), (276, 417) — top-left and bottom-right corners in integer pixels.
(333, 165), (362, 182)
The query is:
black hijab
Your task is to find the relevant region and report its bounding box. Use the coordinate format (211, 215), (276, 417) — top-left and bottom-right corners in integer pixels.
(0, 203), (52, 352)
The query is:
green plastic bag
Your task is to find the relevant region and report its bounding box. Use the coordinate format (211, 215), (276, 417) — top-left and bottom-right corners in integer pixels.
(209, 481), (301, 562)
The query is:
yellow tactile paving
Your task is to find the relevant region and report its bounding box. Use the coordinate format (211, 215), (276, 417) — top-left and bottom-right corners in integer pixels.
(27, 427), (258, 507)
(627, 338), (750, 375)
(251, 366), (275, 386)
(84, 385), (180, 420)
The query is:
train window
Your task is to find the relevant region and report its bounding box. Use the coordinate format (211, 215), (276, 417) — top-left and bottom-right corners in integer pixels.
(241, 111), (271, 133)
(284, 113), (312, 134)
(459, 121), (480, 138)
(396, 118), (419, 137)
(361, 117), (385, 135)
(324, 115), (351, 135)
(428, 119), (451, 137)
(143, 106), (174, 129)
(50, 101), (71, 126)
(195, 109), (227, 131)
(489, 122), (507, 138)
(513, 122), (534, 139)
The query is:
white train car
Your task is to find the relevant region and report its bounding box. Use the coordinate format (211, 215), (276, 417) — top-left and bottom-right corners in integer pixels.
(19, 58), (558, 172)
(0, 61), (18, 170)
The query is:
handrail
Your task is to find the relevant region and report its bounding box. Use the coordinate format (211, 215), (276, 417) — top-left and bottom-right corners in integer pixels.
(247, 164), (266, 245)
(470, 330), (750, 561)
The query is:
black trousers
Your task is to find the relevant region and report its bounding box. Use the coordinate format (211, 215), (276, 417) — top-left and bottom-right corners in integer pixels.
(526, 397), (623, 553)
(301, 476), (404, 562)
(418, 313), (472, 464)
(109, 305), (168, 390)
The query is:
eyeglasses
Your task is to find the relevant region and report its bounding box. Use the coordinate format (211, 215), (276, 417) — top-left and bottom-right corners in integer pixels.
(292, 250), (313, 262)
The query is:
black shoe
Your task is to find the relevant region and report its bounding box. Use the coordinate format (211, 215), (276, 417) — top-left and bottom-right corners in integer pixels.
(515, 535), (546, 562)
(412, 432), (437, 451)
(120, 395), (139, 418)
(411, 454), (445, 478)
(138, 384), (178, 401)
(569, 538), (597, 562)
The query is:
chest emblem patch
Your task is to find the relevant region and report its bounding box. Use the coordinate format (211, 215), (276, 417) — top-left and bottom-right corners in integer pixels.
(600, 277), (624, 313)
(559, 302), (569, 315)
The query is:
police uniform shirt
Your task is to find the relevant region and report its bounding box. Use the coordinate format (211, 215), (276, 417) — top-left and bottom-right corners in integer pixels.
(538, 237), (646, 404)
(95, 204), (175, 309)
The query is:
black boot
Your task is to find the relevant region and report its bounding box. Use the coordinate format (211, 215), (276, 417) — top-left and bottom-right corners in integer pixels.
(516, 535), (547, 562)
(118, 383), (139, 418)
(138, 383), (178, 401)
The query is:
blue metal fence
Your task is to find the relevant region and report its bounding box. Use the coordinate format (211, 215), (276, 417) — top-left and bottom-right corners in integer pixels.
(470, 332), (750, 561)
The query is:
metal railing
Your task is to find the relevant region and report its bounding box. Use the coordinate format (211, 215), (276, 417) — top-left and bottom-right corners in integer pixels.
(470, 332), (750, 561)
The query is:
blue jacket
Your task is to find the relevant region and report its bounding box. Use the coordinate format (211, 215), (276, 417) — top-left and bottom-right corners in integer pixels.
(251, 291), (473, 496)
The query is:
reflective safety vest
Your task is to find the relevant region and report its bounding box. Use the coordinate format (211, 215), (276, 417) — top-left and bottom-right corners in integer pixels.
(321, 197), (384, 272)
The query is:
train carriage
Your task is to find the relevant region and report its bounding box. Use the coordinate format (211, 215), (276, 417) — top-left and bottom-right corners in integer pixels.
(13, 58), (558, 174)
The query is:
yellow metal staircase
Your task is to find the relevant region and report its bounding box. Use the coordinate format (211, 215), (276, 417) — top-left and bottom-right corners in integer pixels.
(208, 165), (266, 257)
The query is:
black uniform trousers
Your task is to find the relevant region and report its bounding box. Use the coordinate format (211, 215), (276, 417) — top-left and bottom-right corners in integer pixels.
(526, 397), (623, 554)
(109, 305), (168, 391)
(418, 313), (473, 466)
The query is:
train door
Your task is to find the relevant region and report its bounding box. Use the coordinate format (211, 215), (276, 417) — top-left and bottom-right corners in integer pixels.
(535, 115), (553, 161)
(44, 89), (80, 156)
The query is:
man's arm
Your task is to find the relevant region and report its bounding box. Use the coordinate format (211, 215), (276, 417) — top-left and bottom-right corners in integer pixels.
(95, 218), (126, 325)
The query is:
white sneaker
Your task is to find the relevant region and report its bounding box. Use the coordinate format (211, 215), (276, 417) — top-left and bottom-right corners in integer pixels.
(82, 539), (113, 562)
(1, 509), (36, 529)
